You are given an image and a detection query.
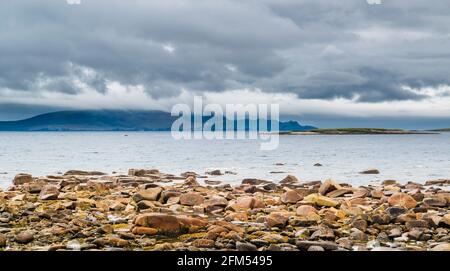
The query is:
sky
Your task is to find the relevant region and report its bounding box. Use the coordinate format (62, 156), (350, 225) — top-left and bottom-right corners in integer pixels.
(1, 0), (450, 129)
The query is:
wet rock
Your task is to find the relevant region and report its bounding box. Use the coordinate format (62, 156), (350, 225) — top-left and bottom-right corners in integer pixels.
(127, 169), (159, 177)
(243, 185), (257, 194)
(336, 237), (353, 250)
(236, 241), (257, 251)
(371, 190), (384, 199)
(179, 192), (205, 206)
(310, 226), (335, 240)
(204, 195), (228, 208)
(0, 233), (6, 247)
(266, 212), (290, 228)
(407, 229), (424, 240)
(303, 193), (339, 207)
(280, 190), (303, 204)
(442, 214), (450, 227)
(386, 206), (407, 219)
(206, 170), (223, 176)
(64, 170), (106, 176)
(296, 241), (338, 251)
(350, 229), (368, 241)
(388, 192), (417, 209)
(388, 227), (402, 238)
(423, 196), (447, 207)
(313, 163), (323, 167)
(15, 231), (34, 244)
(228, 196), (265, 210)
(296, 205), (318, 218)
(38, 185), (60, 200)
(308, 245), (325, 251)
(192, 238), (215, 248)
(134, 213), (207, 235)
(425, 179), (450, 186)
(132, 187), (163, 202)
(352, 219), (368, 232)
(405, 220), (428, 230)
(318, 179), (342, 195)
(360, 169), (380, 174)
(262, 183), (277, 191)
(13, 173), (33, 185)
(372, 213), (391, 225)
(93, 236), (129, 247)
(184, 176), (200, 187)
(132, 227), (158, 235)
(326, 188), (353, 198)
(431, 243), (450, 251)
(280, 175), (299, 184)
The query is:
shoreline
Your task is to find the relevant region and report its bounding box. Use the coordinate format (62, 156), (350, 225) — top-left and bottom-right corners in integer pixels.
(0, 169), (449, 251)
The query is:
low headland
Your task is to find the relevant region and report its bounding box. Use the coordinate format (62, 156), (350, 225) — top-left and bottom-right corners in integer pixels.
(281, 128), (437, 135)
(0, 169), (449, 251)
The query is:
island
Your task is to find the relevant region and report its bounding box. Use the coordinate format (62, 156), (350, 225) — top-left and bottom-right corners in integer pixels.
(280, 128), (437, 135)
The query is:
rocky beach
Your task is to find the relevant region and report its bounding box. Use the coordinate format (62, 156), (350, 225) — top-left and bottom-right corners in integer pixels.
(0, 169), (449, 251)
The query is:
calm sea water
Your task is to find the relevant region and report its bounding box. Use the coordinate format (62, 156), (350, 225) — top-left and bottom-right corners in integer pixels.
(1, 132), (450, 189)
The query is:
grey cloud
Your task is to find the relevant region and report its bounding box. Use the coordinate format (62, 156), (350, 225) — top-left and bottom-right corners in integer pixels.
(0, 0), (450, 102)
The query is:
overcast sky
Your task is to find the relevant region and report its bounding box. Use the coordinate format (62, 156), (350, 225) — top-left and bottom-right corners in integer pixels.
(1, 0), (450, 128)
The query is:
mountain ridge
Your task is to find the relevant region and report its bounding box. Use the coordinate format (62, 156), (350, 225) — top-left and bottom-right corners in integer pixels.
(0, 110), (317, 132)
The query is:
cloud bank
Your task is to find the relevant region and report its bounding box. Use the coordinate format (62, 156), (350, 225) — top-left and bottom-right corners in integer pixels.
(1, 0), (450, 124)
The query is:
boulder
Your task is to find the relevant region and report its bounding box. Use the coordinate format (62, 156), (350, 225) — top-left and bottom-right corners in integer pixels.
(280, 175), (299, 184)
(352, 219), (368, 232)
(132, 187), (163, 202)
(132, 227), (158, 235)
(192, 239), (215, 248)
(295, 205), (320, 221)
(405, 220), (429, 230)
(15, 231), (34, 244)
(204, 196), (228, 208)
(128, 169), (159, 177)
(134, 213), (207, 235)
(13, 173), (32, 185)
(442, 214), (450, 227)
(423, 196), (447, 207)
(93, 236), (129, 247)
(280, 190), (303, 204)
(303, 193), (339, 207)
(184, 176), (200, 187)
(296, 241), (338, 251)
(38, 185), (60, 200)
(360, 169), (380, 174)
(0, 234), (6, 247)
(179, 192), (205, 206)
(388, 192), (417, 209)
(310, 227), (335, 240)
(266, 212), (290, 228)
(431, 243), (450, 251)
(205, 170), (223, 176)
(318, 179), (342, 195)
(326, 188), (353, 198)
(236, 241), (257, 251)
(64, 170), (106, 176)
(228, 196), (265, 210)
(386, 207), (407, 219)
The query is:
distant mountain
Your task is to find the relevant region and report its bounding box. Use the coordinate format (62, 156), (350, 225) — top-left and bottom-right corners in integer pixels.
(429, 128), (450, 132)
(0, 110), (316, 132)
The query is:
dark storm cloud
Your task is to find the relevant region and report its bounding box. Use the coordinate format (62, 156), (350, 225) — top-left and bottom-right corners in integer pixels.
(0, 0), (450, 102)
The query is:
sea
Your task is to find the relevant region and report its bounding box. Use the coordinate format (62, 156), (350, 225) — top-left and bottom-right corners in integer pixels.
(1, 132), (450, 189)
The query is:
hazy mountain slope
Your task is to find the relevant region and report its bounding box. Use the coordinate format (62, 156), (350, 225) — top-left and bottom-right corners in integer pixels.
(0, 110), (316, 131)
